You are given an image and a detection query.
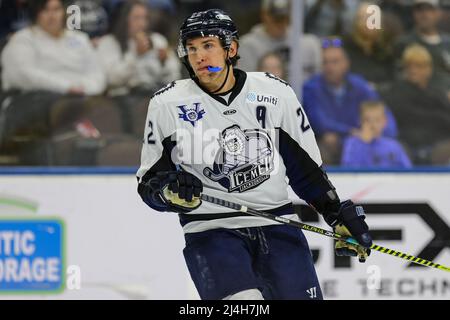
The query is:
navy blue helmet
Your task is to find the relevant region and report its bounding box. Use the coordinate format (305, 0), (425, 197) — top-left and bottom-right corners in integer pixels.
(177, 9), (239, 58)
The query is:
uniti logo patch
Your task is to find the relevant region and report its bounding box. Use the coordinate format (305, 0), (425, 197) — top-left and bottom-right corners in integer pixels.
(246, 92), (278, 106)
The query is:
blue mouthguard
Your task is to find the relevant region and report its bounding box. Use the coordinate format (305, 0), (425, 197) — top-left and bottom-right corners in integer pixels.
(207, 66), (222, 72)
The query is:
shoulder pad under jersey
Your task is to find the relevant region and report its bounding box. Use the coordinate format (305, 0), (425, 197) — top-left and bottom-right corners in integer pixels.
(264, 72), (290, 87)
(152, 81), (177, 98)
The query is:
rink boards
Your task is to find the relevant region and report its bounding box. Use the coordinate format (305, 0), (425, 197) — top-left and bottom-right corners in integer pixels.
(0, 170), (449, 299)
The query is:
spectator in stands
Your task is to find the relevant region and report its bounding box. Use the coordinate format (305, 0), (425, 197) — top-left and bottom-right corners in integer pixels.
(103, 0), (176, 41)
(1, 0), (106, 95)
(380, 44), (450, 165)
(305, 0), (359, 37)
(96, 0), (180, 136)
(238, 0), (321, 82)
(395, 0), (450, 93)
(341, 100), (412, 168)
(0, 0), (132, 166)
(302, 40), (397, 164)
(97, 0), (180, 96)
(343, 2), (396, 86)
(257, 52), (286, 79)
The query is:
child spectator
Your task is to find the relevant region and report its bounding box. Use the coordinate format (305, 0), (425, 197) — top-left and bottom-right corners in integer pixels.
(302, 40), (398, 164)
(341, 101), (412, 168)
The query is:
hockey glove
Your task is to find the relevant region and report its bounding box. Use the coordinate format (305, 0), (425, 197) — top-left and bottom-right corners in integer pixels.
(334, 224), (370, 262)
(149, 171), (203, 213)
(323, 200), (372, 262)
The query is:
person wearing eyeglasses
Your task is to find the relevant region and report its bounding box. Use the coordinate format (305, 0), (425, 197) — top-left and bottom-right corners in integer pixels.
(302, 39), (398, 164)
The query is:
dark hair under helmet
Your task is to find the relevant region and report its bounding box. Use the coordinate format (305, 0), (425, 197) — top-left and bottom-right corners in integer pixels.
(177, 9), (239, 73)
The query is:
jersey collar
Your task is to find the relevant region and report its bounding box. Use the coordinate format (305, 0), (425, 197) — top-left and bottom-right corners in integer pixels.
(194, 68), (247, 106)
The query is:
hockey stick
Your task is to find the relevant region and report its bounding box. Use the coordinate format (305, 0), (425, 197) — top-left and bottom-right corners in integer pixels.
(200, 194), (450, 273)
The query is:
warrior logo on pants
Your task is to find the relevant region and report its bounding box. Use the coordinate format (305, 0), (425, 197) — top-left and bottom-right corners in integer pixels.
(203, 125), (274, 192)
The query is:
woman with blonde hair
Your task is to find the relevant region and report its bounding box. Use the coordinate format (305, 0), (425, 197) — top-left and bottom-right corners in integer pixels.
(343, 2), (398, 86)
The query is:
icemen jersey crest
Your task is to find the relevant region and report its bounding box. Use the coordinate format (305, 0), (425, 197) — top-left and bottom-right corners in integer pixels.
(137, 70), (324, 233)
(203, 125), (275, 193)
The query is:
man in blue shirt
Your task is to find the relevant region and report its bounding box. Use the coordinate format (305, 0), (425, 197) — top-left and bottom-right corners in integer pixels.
(341, 101), (412, 168)
(302, 41), (397, 164)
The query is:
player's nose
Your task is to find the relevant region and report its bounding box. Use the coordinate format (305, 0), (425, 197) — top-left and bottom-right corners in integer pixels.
(195, 56), (206, 65)
(195, 57), (205, 65)
(195, 49), (207, 64)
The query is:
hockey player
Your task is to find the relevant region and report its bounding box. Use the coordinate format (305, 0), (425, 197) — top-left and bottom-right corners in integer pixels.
(137, 9), (372, 300)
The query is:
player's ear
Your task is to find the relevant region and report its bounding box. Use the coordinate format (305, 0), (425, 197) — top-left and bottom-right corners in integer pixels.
(228, 41), (238, 59)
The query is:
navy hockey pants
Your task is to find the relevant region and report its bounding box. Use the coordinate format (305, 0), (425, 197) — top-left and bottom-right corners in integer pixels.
(183, 224), (323, 300)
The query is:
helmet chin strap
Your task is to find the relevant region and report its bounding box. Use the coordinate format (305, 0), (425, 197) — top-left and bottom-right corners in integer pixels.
(210, 50), (232, 94)
(210, 64), (230, 94)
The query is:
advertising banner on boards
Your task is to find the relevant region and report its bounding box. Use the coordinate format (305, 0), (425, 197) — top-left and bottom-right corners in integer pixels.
(0, 173), (448, 299)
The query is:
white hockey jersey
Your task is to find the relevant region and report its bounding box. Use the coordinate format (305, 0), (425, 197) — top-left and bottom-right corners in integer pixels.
(137, 70), (331, 233)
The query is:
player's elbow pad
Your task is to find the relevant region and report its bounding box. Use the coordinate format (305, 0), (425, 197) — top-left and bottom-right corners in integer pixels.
(137, 181), (168, 212)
